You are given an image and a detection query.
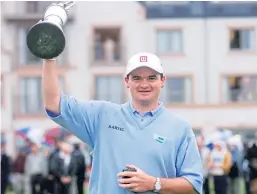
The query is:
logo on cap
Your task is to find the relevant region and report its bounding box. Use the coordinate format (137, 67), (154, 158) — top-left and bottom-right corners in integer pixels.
(140, 56), (147, 62)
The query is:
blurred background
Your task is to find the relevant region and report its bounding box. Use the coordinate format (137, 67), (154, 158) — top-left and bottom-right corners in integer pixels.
(1, 1), (257, 194)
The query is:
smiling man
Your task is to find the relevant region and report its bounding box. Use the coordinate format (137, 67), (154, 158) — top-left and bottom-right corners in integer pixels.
(43, 52), (203, 194)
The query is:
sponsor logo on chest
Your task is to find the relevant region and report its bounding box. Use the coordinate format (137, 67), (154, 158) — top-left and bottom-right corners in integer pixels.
(108, 125), (124, 131)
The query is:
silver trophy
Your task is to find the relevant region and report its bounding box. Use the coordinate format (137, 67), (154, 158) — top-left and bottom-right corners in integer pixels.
(27, 1), (75, 59)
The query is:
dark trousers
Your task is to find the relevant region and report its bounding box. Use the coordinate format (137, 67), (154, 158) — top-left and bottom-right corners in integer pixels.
(44, 176), (55, 194)
(213, 175), (228, 194)
(245, 180), (251, 194)
(59, 183), (70, 194)
(31, 174), (44, 194)
(203, 177), (209, 194)
(77, 179), (84, 194)
(54, 180), (62, 194)
(1, 179), (8, 194)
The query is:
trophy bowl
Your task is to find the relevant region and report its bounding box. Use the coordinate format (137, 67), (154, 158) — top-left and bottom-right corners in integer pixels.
(27, 21), (65, 59)
(26, 2), (75, 59)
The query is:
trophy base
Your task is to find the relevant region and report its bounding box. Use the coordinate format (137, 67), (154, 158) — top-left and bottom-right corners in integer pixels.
(27, 21), (66, 59)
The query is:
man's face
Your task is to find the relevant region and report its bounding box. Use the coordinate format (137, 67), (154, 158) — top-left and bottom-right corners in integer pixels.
(125, 67), (165, 105)
(1, 144), (6, 152)
(196, 136), (204, 149)
(31, 144), (39, 153)
(60, 142), (72, 154)
(214, 143), (222, 151)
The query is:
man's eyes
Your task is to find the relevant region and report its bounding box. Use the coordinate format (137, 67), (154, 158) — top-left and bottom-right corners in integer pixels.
(132, 76), (141, 80)
(148, 76), (158, 80)
(131, 76), (158, 81)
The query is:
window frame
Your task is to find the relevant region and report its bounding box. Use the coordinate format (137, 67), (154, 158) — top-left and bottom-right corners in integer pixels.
(15, 74), (66, 117)
(160, 74), (194, 105)
(155, 27), (185, 56)
(19, 76), (43, 114)
(92, 73), (126, 104)
(91, 25), (124, 66)
(220, 73), (257, 104)
(228, 26), (256, 52)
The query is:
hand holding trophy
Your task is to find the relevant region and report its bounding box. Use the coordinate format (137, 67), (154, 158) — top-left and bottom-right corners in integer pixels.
(26, 1), (75, 60)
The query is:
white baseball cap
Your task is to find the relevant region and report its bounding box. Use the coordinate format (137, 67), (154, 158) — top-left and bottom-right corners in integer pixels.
(126, 52), (163, 76)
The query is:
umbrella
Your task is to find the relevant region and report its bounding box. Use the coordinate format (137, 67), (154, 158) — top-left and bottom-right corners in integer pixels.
(204, 129), (233, 145)
(227, 134), (244, 151)
(27, 128), (45, 146)
(44, 127), (71, 145)
(66, 135), (83, 144)
(15, 127), (31, 139)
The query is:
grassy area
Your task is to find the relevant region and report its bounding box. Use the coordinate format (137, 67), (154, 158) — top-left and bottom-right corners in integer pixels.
(208, 177), (246, 194)
(6, 185), (89, 194)
(7, 178), (247, 194)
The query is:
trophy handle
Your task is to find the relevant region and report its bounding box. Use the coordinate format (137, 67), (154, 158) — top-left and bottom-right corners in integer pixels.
(62, 1), (75, 11)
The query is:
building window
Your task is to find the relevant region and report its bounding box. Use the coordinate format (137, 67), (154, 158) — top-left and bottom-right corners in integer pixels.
(26, 1), (51, 14)
(160, 77), (192, 104)
(95, 75), (124, 104)
(156, 30), (183, 53)
(93, 28), (122, 63)
(26, 1), (38, 13)
(20, 77), (43, 114)
(222, 75), (257, 103)
(19, 76), (64, 114)
(18, 27), (42, 65)
(229, 28), (255, 51)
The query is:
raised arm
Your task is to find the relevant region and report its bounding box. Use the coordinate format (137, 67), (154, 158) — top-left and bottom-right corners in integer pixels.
(41, 59), (106, 148)
(42, 59), (61, 114)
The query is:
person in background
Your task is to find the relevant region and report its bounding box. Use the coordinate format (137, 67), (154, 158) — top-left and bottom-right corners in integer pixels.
(247, 139), (257, 194)
(47, 138), (62, 194)
(51, 141), (77, 194)
(72, 143), (86, 194)
(12, 147), (27, 194)
(197, 135), (210, 194)
(250, 179), (257, 194)
(1, 138), (11, 194)
(25, 142), (48, 194)
(227, 143), (242, 194)
(243, 152), (251, 194)
(208, 140), (232, 194)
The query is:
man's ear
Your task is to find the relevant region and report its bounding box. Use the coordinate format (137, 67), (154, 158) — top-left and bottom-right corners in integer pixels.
(124, 76), (129, 88)
(161, 75), (166, 88)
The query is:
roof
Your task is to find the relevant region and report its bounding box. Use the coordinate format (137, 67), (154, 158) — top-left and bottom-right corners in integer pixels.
(139, 1), (257, 19)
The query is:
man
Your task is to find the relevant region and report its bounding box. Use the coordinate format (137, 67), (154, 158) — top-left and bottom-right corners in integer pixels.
(72, 144), (86, 194)
(197, 135), (210, 194)
(1, 138), (11, 194)
(25, 142), (48, 194)
(51, 141), (77, 194)
(208, 140), (232, 194)
(227, 144), (241, 194)
(43, 52), (203, 193)
(12, 147), (27, 194)
(247, 140), (257, 194)
(47, 138), (61, 194)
